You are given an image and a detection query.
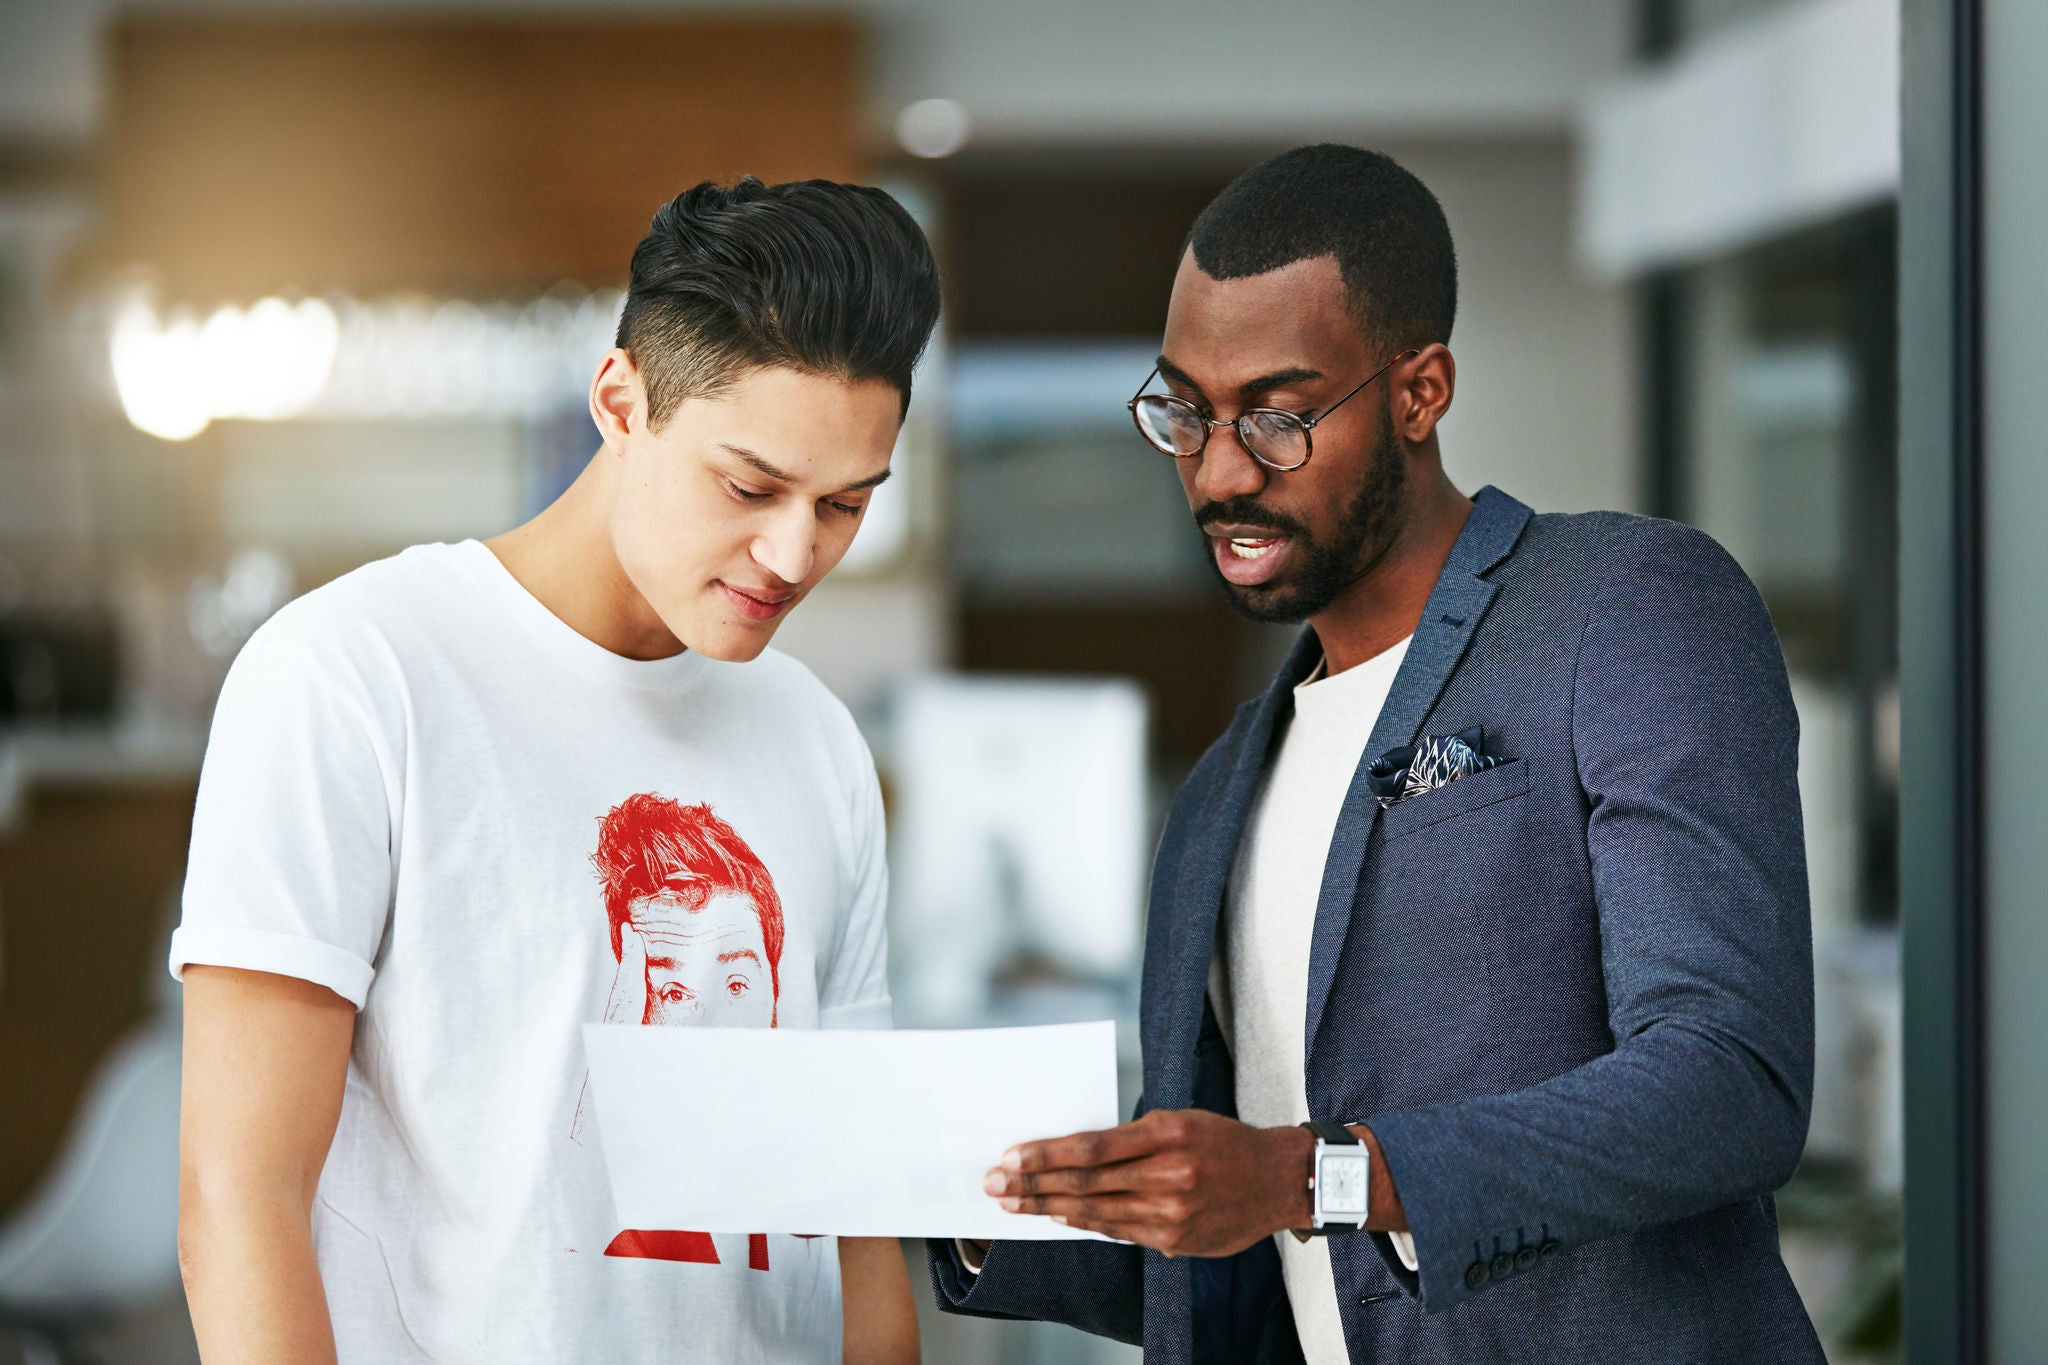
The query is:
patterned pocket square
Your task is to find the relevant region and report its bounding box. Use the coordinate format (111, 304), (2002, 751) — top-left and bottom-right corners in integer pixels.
(1367, 726), (1502, 810)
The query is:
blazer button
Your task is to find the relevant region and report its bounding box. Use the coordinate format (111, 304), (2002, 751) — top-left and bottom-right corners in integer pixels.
(1464, 1260), (1490, 1291)
(1538, 1239), (1562, 1262)
(1490, 1252), (1515, 1278)
(1515, 1246), (1539, 1272)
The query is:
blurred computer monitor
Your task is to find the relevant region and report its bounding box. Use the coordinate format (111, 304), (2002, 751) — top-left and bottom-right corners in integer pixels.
(891, 675), (1148, 1022)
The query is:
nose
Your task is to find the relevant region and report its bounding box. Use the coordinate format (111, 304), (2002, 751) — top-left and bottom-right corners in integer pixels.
(1187, 425), (1270, 507)
(751, 504), (816, 587)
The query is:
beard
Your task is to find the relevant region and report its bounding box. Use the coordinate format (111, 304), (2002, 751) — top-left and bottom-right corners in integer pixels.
(1200, 402), (1407, 624)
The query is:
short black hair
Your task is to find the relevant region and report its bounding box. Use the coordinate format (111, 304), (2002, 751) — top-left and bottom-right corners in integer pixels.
(1187, 145), (1457, 351)
(617, 176), (941, 426)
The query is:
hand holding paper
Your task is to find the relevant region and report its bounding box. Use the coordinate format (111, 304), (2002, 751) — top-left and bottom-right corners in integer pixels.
(981, 1107), (1324, 1258)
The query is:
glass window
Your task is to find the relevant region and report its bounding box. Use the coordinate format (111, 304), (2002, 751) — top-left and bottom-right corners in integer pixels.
(1672, 205), (1902, 1360)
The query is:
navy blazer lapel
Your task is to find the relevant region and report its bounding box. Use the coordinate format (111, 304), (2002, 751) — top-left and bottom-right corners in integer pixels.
(1302, 488), (1534, 1072)
(1155, 629), (1323, 1108)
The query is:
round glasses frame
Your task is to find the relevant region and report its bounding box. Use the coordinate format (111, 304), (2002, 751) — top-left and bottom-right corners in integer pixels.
(1125, 349), (1419, 472)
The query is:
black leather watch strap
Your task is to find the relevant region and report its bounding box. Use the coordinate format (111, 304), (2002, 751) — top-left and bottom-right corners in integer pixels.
(1302, 1119), (1360, 1145)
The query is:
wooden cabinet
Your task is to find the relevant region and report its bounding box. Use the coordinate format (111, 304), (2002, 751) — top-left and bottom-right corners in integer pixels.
(96, 14), (866, 298)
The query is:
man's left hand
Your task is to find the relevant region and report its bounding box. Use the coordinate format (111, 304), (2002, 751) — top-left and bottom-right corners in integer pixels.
(981, 1109), (1314, 1258)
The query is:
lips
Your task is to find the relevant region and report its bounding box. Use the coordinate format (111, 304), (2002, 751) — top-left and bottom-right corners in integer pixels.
(1211, 533), (1294, 586)
(717, 581), (795, 623)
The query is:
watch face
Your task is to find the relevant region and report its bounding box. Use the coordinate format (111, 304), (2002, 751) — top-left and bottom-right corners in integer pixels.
(1318, 1151), (1370, 1218)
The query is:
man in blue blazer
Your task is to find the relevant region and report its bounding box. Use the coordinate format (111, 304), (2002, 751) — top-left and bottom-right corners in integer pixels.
(929, 145), (1824, 1362)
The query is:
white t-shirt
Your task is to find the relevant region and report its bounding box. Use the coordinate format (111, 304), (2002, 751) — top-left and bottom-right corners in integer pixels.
(1212, 638), (1418, 1365)
(170, 539), (892, 1364)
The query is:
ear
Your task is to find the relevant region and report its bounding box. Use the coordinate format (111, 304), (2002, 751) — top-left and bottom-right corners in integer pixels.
(589, 348), (646, 450)
(1392, 343), (1455, 445)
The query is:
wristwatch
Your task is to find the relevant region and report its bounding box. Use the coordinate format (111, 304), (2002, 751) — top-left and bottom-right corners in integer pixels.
(1294, 1119), (1369, 1239)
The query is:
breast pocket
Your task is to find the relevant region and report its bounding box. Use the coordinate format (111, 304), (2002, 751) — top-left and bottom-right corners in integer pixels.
(1376, 757), (1530, 840)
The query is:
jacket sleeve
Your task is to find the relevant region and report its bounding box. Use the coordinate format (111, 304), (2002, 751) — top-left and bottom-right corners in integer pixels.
(924, 1236), (1144, 1345)
(1364, 519), (1815, 1312)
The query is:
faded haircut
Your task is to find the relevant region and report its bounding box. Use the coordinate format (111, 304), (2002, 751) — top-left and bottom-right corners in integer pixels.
(616, 176), (942, 427)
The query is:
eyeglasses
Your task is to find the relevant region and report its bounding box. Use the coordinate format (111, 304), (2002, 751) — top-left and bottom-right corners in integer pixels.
(1126, 350), (1418, 472)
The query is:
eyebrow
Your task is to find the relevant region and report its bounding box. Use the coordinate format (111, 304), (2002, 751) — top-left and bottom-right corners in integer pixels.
(719, 443), (893, 494)
(717, 948), (763, 966)
(1155, 356), (1327, 405)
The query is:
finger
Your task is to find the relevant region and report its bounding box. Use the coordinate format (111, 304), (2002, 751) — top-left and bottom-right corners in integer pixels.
(1003, 1119), (1172, 1176)
(987, 1154), (1188, 1201)
(1037, 1203), (1192, 1257)
(1040, 1210), (1149, 1246)
(999, 1191), (1155, 1224)
(985, 1160), (1112, 1200)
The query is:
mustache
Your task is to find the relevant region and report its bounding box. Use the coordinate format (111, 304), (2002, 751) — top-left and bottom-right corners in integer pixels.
(1194, 498), (1309, 539)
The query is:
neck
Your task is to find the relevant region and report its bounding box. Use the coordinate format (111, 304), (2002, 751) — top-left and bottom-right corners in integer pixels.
(1308, 465), (1473, 676)
(484, 448), (687, 662)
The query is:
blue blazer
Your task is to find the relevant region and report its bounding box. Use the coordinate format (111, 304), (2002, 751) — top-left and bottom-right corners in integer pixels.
(929, 488), (1826, 1363)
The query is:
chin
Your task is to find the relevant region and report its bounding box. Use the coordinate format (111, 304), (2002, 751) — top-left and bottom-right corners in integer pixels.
(653, 590), (794, 664)
(1220, 582), (1312, 626)
(686, 623), (780, 664)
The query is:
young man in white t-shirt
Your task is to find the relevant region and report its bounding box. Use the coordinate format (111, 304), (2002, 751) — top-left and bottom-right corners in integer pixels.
(170, 176), (940, 1364)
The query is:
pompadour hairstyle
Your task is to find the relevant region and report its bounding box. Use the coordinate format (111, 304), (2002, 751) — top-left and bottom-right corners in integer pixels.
(591, 794), (786, 1013)
(1187, 144), (1457, 352)
(616, 176), (942, 427)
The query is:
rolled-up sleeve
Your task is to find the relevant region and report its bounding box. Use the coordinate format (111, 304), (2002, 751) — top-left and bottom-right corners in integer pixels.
(170, 606), (399, 1009)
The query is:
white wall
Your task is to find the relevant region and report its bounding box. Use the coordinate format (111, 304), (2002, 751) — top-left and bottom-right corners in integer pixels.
(864, 0), (1633, 144)
(1579, 0), (1899, 279)
(1393, 139), (1640, 514)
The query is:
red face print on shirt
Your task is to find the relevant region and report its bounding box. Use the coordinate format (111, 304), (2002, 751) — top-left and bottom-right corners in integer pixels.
(574, 794), (788, 1268)
(592, 793), (786, 1028)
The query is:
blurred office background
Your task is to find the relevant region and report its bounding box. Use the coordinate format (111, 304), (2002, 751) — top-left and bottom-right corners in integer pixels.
(0, 0), (1996, 1359)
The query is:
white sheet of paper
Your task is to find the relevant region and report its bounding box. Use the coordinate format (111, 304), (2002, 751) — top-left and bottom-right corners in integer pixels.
(582, 1020), (1119, 1239)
